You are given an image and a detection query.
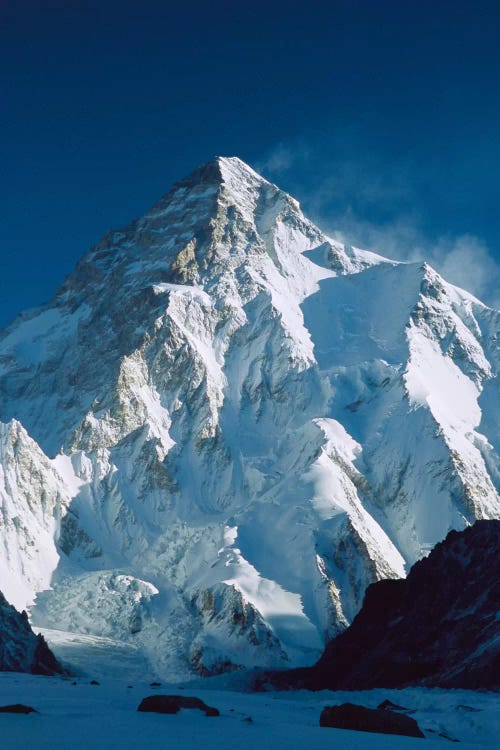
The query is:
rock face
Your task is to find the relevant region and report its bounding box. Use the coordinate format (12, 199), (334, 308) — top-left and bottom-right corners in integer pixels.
(0, 157), (498, 678)
(0, 590), (62, 675)
(276, 520), (500, 690)
(319, 703), (424, 738)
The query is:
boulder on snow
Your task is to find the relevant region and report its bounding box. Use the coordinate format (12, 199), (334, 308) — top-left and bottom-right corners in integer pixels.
(137, 695), (219, 716)
(0, 704), (37, 714)
(319, 703), (424, 738)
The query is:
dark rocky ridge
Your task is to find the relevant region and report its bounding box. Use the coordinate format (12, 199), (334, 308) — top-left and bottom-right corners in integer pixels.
(265, 520), (500, 691)
(0, 591), (63, 675)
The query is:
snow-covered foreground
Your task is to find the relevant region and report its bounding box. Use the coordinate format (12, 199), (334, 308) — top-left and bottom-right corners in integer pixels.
(1, 635), (498, 750)
(0, 670), (497, 750)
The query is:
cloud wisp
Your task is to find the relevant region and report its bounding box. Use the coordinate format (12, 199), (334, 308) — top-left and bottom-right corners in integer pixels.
(255, 143), (500, 309)
(322, 213), (499, 310)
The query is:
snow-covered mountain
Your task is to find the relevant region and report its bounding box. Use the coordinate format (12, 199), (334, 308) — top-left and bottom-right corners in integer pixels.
(0, 156), (498, 678)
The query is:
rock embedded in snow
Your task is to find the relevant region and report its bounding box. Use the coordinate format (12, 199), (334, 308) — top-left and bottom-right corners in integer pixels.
(0, 704), (38, 714)
(0, 156), (498, 678)
(319, 703), (424, 738)
(137, 695), (220, 716)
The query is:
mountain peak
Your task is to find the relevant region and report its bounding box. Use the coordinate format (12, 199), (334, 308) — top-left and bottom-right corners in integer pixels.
(203, 154), (274, 198)
(138, 153), (299, 250)
(139, 155), (272, 224)
(166, 155), (271, 195)
(214, 155), (269, 183)
(0, 156), (498, 680)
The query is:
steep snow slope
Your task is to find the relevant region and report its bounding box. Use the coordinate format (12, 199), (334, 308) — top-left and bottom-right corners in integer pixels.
(0, 420), (70, 611)
(0, 157), (498, 677)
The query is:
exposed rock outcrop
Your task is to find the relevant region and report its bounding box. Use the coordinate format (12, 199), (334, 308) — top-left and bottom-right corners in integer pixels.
(0, 590), (62, 675)
(0, 704), (38, 714)
(137, 695), (219, 716)
(267, 520), (500, 690)
(319, 703), (424, 738)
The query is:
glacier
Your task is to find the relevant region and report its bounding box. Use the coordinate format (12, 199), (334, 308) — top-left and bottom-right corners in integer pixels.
(0, 156), (498, 678)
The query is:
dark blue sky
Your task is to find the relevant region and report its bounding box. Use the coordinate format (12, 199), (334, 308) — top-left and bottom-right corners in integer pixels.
(2, 0), (500, 326)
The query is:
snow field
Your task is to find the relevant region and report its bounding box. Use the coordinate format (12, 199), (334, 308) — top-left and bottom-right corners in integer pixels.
(0, 672), (497, 750)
